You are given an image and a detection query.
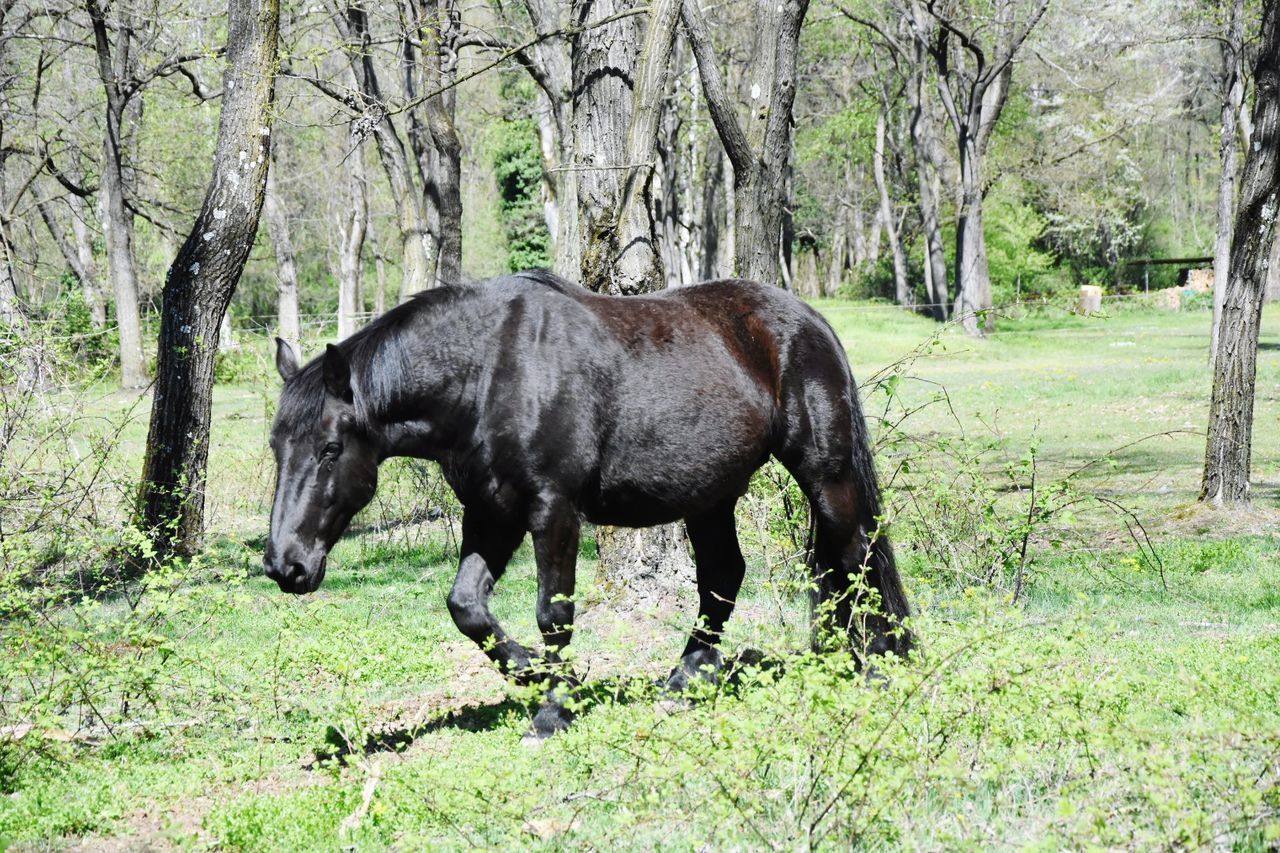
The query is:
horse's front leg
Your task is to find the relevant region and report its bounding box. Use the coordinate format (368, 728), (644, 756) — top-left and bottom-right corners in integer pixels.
(527, 495), (581, 739)
(446, 510), (532, 677)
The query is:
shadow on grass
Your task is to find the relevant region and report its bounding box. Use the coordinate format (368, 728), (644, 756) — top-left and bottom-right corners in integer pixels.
(309, 649), (791, 767)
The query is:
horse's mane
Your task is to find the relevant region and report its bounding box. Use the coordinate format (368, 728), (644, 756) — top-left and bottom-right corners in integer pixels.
(276, 271), (577, 431)
(276, 285), (467, 430)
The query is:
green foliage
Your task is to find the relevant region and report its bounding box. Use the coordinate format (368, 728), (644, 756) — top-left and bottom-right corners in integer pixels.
(492, 118), (551, 272)
(984, 191), (1057, 302)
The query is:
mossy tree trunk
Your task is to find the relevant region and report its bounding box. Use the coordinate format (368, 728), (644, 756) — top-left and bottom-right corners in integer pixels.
(138, 0), (279, 560)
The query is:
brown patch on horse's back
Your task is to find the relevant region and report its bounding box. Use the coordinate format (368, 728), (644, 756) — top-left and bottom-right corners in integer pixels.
(666, 281), (785, 401)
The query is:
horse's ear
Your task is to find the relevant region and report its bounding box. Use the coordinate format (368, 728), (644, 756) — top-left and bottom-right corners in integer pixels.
(275, 337), (300, 381)
(322, 344), (354, 403)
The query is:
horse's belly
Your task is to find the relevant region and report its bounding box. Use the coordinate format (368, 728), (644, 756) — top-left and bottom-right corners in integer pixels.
(585, 416), (769, 525)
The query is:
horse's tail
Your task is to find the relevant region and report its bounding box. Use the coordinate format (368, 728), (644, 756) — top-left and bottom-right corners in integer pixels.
(846, 380), (913, 655)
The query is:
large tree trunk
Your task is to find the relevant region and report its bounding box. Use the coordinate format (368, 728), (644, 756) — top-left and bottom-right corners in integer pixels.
(1201, 0), (1280, 507)
(571, 0), (694, 601)
(87, 1), (147, 388)
(336, 133), (368, 340)
(1212, 0), (1246, 367)
(264, 155), (301, 349)
(138, 0), (279, 560)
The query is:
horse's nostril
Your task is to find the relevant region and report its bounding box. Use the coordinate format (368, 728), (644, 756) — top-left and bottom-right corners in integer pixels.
(287, 562), (307, 583)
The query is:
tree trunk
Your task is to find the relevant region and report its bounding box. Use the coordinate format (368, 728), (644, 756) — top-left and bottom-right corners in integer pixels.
(418, 0), (463, 285)
(138, 0), (279, 560)
(908, 51), (949, 320)
(1212, 0), (1246, 367)
(522, 0), (581, 278)
(1201, 0), (1280, 506)
(264, 155), (301, 349)
(953, 135), (993, 334)
(87, 0), (146, 388)
(336, 133), (368, 340)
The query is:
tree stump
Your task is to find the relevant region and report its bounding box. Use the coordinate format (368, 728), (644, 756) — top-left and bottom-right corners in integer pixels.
(1077, 285), (1103, 315)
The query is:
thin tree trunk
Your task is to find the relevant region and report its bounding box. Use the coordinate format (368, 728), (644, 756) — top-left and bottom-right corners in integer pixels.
(699, 147), (723, 281)
(908, 50), (949, 320)
(874, 109), (910, 306)
(336, 134), (368, 340)
(1201, 0), (1280, 506)
(418, 0), (463, 285)
(264, 155), (301, 349)
(341, 2), (432, 300)
(953, 135), (993, 334)
(138, 0), (279, 560)
(1212, 0), (1246, 367)
(87, 0), (146, 388)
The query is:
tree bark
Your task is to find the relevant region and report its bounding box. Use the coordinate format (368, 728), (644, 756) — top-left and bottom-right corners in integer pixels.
(1201, 0), (1280, 507)
(1211, 0), (1246, 367)
(908, 38), (949, 319)
(416, 0), (463, 285)
(86, 0), (147, 387)
(138, 0), (279, 559)
(264, 154), (301, 349)
(521, 0), (581, 278)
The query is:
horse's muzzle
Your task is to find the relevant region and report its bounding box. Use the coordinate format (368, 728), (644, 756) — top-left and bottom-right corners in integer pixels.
(263, 551), (327, 595)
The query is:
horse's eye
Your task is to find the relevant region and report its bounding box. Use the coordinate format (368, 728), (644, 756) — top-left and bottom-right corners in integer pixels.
(321, 441), (343, 458)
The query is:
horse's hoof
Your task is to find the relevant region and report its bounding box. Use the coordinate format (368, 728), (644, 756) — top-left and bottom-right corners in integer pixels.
(528, 701), (575, 740)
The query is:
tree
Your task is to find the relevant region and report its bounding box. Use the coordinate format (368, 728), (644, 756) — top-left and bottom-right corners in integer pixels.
(138, 0), (279, 558)
(913, 0), (1048, 334)
(1201, 0), (1280, 506)
(84, 0), (148, 387)
(682, 0), (809, 286)
(335, 129), (368, 340)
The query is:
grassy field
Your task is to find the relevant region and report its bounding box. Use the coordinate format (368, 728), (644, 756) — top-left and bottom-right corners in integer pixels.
(1, 299), (1279, 849)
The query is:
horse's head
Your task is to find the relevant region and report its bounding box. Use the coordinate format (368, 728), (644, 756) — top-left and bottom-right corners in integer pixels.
(264, 339), (379, 594)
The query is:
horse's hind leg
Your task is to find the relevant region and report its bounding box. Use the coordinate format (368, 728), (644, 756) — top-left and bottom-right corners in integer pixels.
(666, 499), (747, 691)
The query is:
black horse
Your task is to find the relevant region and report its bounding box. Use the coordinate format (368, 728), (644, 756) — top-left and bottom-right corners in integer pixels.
(265, 271), (911, 737)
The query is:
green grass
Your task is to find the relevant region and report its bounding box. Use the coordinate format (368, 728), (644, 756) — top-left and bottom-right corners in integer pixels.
(2, 301), (1278, 849)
